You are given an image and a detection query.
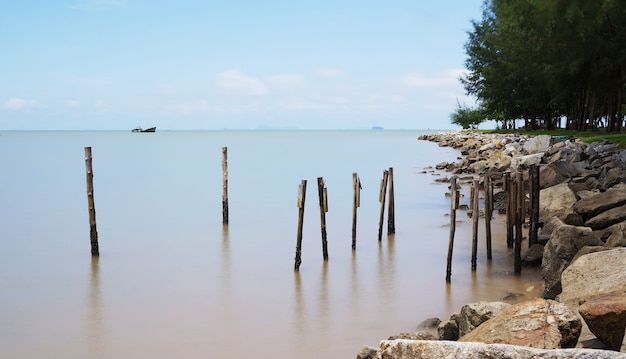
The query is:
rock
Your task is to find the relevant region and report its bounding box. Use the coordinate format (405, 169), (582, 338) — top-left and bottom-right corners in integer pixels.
(437, 319), (459, 341)
(417, 317), (441, 330)
(564, 213), (584, 226)
(578, 291), (626, 351)
(537, 217), (562, 245)
(573, 188), (626, 219)
(356, 345), (379, 359)
(570, 245), (614, 264)
(387, 332), (437, 341)
(603, 222), (626, 247)
(458, 299), (582, 349)
(540, 161), (581, 188)
(374, 340), (624, 359)
(511, 153), (544, 170)
(457, 301), (511, 337)
(523, 135), (552, 154)
(541, 219), (604, 299)
(557, 248), (626, 309)
(585, 203), (626, 230)
(539, 183), (577, 222)
(522, 243), (544, 266)
(436, 161), (449, 170)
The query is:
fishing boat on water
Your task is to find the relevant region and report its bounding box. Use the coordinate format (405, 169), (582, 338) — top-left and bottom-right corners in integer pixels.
(132, 126), (156, 133)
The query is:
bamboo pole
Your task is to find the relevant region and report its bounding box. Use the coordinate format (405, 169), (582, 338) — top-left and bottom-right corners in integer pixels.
(514, 171), (523, 274)
(387, 167), (395, 234)
(377, 170), (389, 241)
(294, 180), (307, 271)
(484, 175), (493, 260)
(505, 172), (514, 248)
(317, 177), (329, 261)
(352, 173), (361, 250)
(84, 147), (99, 257)
(222, 147), (229, 225)
(471, 179), (479, 271)
(445, 176), (458, 282)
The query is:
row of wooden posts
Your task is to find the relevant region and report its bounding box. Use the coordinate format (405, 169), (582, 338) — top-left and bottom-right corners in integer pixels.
(293, 168), (396, 271)
(445, 164), (541, 282)
(84, 146), (396, 267)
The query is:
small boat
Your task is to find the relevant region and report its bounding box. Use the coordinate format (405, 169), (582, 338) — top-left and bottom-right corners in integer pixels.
(132, 126), (156, 133)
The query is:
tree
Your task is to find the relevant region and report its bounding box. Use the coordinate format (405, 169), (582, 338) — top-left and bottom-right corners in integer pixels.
(450, 101), (486, 129)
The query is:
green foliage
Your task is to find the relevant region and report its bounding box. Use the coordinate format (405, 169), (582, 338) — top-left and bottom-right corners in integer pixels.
(450, 101), (486, 129)
(462, 0), (626, 132)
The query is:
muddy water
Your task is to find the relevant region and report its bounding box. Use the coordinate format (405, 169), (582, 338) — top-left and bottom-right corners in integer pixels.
(0, 130), (542, 358)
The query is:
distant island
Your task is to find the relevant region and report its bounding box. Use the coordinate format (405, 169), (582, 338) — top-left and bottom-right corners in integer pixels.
(371, 126), (384, 131)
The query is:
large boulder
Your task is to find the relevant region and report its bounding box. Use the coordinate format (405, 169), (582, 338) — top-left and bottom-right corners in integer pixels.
(373, 340), (624, 359)
(573, 188), (626, 219)
(604, 222), (626, 247)
(585, 203), (626, 230)
(523, 135), (552, 154)
(457, 301), (511, 337)
(540, 161), (583, 188)
(458, 299), (581, 349)
(541, 219), (604, 299)
(539, 183), (578, 222)
(557, 248), (626, 308)
(387, 332), (436, 341)
(578, 291), (626, 351)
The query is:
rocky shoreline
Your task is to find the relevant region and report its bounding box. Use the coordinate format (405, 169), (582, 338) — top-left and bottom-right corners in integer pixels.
(357, 130), (626, 358)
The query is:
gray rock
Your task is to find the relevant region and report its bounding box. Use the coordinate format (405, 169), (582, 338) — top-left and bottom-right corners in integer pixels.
(387, 332), (437, 341)
(374, 339), (626, 359)
(603, 222), (626, 247)
(356, 345), (378, 359)
(541, 219), (604, 299)
(417, 317), (441, 330)
(539, 183), (578, 222)
(573, 188), (626, 219)
(437, 319), (459, 341)
(522, 243), (544, 266)
(457, 301), (511, 337)
(585, 203), (626, 230)
(578, 291), (626, 351)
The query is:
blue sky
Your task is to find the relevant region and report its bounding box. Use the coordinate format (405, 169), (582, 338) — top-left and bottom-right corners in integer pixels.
(1, 0), (483, 130)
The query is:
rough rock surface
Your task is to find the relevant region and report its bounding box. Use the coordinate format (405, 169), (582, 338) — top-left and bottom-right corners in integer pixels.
(458, 298), (581, 349)
(573, 189), (626, 219)
(585, 204), (626, 230)
(457, 301), (511, 337)
(557, 248), (626, 308)
(539, 183), (578, 222)
(438, 319), (459, 341)
(374, 340), (626, 359)
(387, 332), (437, 341)
(578, 292), (626, 351)
(541, 220), (604, 299)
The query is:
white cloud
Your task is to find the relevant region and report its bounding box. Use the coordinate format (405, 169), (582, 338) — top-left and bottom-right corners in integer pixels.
(70, 0), (126, 11)
(66, 100), (81, 108)
(267, 74), (306, 88)
(217, 70), (268, 96)
(1, 98), (42, 110)
(315, 68), (344, 78)
(399, 69), (465, 87)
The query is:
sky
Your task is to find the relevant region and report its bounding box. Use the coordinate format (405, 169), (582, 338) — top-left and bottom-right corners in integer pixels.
(0, 0), (484, 130)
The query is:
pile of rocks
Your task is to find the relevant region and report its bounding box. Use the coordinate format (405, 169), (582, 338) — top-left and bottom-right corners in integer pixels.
(357, 131), (626, 358)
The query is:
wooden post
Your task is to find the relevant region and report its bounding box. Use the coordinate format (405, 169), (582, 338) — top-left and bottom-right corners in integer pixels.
(471, 179), (479, 271)
(514, 171), (523, 274)
(294, 180), (307, 271)
(446, 176), (458, 282)
(222, 147), (229, 225)
(352, 173), (361, 250)
(84, 147), (99, 257)
(505, 172), (514, 248)
(529, 165), (540, 247)
(317, 177), (329, 261)
(377, 170), (389, 241)
(387, 167), (395, 234)
(484, 175), (493, 260)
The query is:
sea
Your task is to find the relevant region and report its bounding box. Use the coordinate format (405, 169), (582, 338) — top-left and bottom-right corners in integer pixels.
(0, 130), (542, 359)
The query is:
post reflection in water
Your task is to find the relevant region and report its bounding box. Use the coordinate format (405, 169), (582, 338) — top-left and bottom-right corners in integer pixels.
(87, 257), (103, 359)
(350, 250), (360, 318)
(377, 233), (396, 312)
(220, 225), (233, 324)
(293, 271), (306, 356)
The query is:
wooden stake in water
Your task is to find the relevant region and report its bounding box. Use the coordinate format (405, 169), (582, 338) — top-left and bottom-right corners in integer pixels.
(317, 177), (329, 261)
(387, 167), (395, 234)
(471, 179), (479, 271)
(505, 171), (514, 248)
(352, 173), (361, 250)
(377, 169), (389, 241)
(294, 180), (307, 271)
(84, 147), (99, 257)
(484, 175), (493, 260)
(528, 165), (540, 247)
(222, 146), (229, 225)
(514, 171), (523, 274)
(445, 176), (458, 282)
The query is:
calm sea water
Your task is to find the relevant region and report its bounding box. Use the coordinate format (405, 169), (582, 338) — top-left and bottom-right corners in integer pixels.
(0, 130), (542, 358)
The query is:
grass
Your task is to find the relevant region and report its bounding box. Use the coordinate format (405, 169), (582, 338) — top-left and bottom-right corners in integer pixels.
(477, 128), (626, 149)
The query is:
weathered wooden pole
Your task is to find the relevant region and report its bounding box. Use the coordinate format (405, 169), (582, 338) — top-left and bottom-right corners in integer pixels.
(352, 173), (361, 250)
(377, 169), (389, 241)
(84, 147), (99, 257)
(222, 147), (229, 225)
(514, 171), (523, 274)
(294, 180), (307, 271)
(484, 175), (493, 260)
(387, 167), (395, 234)
(505, 172), (514, 248)
(528, 165), (540, 247)
(317, 177), (329, 261)
(471, 179), (479, 271)
(445, 176), (458, 282)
